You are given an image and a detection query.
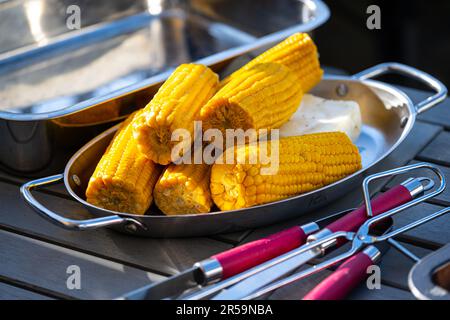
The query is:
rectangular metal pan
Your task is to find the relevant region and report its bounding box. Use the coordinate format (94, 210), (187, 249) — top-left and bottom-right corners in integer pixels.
(409, 242), (450, 300)
(0, 0), (329, 172)
(20, 62), (447, 237)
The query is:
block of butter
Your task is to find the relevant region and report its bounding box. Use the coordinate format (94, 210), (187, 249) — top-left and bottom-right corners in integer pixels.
(279, 94), (362, 142)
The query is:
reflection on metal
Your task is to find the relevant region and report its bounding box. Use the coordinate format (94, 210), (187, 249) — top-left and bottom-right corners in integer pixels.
(147, 0), (163, 15)
(0, 119), (51, 172)
(24, 0), (48, 45)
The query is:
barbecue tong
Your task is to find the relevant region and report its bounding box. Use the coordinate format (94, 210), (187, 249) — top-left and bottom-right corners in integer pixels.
(122, 208), (355, 300)
(214, 162), (447, 300)
(121, 162), (445, 300)
(302, 237), (420, 300)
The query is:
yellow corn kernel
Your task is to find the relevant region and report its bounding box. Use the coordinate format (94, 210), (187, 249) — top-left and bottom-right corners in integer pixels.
(221, 33), (323, 92)
(133, 64), (219, 165)
(210, 132), (361, 210)
(154, 163), (212, 215)
(200, 62), (303, 135)
(86, 110), (162, 215)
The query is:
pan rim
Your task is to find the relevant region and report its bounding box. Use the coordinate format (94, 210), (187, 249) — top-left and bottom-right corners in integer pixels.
(409, 243), (450, 300)
(63, 75), (416, 220)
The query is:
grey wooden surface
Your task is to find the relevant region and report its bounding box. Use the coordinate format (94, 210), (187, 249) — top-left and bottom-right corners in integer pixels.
(0, 87), (449, 300)
(0, 282), (53, 300)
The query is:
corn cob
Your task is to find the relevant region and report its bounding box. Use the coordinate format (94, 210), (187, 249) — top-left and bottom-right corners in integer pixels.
(200, 62), (303, 136)
(221, 33), (323, 92)
(154, 163), (213, 215)
(86, 110), (162, 215)
(133, 64), (219, 165)
(210, 132), (361, 211)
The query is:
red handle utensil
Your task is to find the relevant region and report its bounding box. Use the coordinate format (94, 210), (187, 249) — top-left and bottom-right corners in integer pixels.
(327, 184), (412, 234)
(298, 186), (412, 300)
(122, 176), (428, 300)
(125, 211), (349, 300)
(206, 178), (426, 301)
(213, 182), (414, 280)
(303, 246), (380, 300)
(212, 226), (308, 279)
(196, 209), (355, 282)
(309, 183), (413, 246)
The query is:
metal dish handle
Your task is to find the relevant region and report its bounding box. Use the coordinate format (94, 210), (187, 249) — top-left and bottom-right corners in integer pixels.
(20, 174), (145, 231)
(352, 62), (447, 114)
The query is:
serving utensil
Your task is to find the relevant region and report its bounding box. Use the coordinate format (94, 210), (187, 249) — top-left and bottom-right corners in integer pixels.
(121, 209), (354, 300)
(184, 163), (441, 299)
(232, 163), (447, 300)
(117, 163), (442, 299)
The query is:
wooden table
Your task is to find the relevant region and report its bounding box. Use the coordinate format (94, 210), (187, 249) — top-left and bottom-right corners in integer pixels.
(0, 86), (449, 300)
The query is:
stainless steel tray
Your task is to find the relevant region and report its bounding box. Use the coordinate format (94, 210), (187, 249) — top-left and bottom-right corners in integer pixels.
(0, 0), (329, 172)
(21, 63), (447, 237)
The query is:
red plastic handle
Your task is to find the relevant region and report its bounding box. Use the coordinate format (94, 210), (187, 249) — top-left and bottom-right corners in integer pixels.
(303, 251), (374, 300)
(326, 184), (412, 234)
(213, 226), (307, 279)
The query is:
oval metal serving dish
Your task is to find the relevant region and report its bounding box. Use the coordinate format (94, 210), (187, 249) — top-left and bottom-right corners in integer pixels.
(21, 63), (447, 237)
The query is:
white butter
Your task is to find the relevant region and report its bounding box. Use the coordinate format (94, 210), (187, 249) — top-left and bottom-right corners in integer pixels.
(279, 94), (362, 142)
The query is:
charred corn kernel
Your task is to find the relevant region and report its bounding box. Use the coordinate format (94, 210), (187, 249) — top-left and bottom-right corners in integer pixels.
(221, 33), (323, 92)
(133, 64), (219, 165)
(154, 163), (212, 215)
(86, 110), (162, 215)
(210, 132), (361, 210)
(200, 62), (303, 135)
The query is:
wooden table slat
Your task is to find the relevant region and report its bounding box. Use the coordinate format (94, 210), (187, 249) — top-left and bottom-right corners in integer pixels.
(0, 282), (53, 300)
(377, 243), (431, 290)
(0, 229), (165, 299)
(417, 130), (450, 167)
(392, 202), (450, 247)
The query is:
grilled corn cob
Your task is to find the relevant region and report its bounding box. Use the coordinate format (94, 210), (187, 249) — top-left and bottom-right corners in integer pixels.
(200, 62), (303, 135)
(221, 33), (323, 92)
(86, 110), (162, 215)
(210, 132), (361, 211)
(133, 64), (219, 165)
(154, 163), (213, 215)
